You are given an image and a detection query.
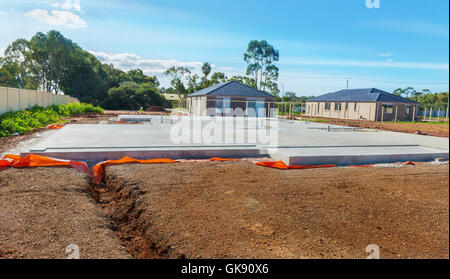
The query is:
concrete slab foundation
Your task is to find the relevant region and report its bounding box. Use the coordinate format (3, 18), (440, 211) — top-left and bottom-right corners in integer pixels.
(268, 146), (449, 166)
(23, 117), (449, 165)
(27, 146), (261, 161)
(118, 115), (154, 122)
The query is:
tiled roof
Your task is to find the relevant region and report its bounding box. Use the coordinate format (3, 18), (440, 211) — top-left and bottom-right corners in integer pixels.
(189, 81), (274, 98)
(308, 88), (417, 103)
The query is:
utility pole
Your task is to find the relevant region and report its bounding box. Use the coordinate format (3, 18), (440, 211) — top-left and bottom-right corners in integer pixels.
(346, 78), (350, 90)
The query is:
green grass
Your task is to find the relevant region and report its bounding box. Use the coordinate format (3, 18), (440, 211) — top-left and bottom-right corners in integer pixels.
(305, 118), (328, 123)
(0, 103), (103, 137)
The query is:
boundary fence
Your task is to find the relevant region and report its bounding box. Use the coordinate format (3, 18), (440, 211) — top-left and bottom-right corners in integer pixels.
(0, 87), (79, 115)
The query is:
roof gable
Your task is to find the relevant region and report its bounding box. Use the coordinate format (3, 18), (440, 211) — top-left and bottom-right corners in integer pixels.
(189, 81), (274, 98)
(308, 88), (416, 103)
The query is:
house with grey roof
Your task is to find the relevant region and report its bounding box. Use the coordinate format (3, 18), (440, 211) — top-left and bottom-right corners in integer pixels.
(305, 88), (418, 121)
(187, 81), (275, 117)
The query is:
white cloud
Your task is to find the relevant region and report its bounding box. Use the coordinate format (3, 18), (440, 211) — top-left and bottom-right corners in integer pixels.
(280, 59), (449, 71)
(89, 50), (206, 75)
(25, 9), (87, 29)
(52, 0), (84, 13)
(87, 50), (246, 88)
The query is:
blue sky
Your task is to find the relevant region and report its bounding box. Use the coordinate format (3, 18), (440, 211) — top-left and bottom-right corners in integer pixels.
(0, 0), (448, 96)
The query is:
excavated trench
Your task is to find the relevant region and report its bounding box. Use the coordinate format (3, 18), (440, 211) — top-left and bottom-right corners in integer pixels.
(88, 172), (180, 259)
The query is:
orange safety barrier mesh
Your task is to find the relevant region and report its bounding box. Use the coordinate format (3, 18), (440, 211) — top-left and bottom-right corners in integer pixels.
(349, 164), (373, 168)
(255, 160), (336, 170)
(403, 161), (419, 166)
(48, 124), (66, 129)
(210, 157), (241, 162)
(1, 153), (424, 185)
(0, 154), (24, 169)
(0, 154), (92, 176)
(0, 160), (12, 168)
(92, 156), (178, 184)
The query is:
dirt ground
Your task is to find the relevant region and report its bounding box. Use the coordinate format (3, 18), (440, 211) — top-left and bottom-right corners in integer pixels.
(0, 167), (129, 259)
(103, 109), (170, 116)
(101, 161), (449, 259)
(300, 116), (449, 138)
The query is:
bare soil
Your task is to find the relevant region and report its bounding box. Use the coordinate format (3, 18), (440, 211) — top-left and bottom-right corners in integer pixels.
(300, 116), (449, 138)
(0, 167), (129, 259)
(103, 109), (170, 115)
(101, 161), (449, 259)
(146, 106), (169, 113)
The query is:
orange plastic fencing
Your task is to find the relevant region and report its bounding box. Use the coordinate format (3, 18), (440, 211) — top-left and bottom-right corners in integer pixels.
(48, 124), (66, 129)
(0, 158), (14, 168)
(210, 157), (242, 162)
(0, 154), (92, 176)
(1, 154), (178, 184)
(0, 154), (22, 168)
(402, 161), (421, 166)
(255, 160), (336, 170)
(92, 156), (178, 184)
(1, 153), (423, 185)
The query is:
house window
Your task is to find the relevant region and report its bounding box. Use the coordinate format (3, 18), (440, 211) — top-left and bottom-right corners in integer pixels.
(354, 103), (358, 111)
(324, 102), (331, 111)
(334, 103), (342, 111)
(317, 104), (320, 114)
(345, 102), (349, 111)
(382, 104), (393, 114)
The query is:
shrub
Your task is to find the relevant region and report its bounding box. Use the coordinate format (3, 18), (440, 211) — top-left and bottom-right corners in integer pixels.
(0, 102), (104, 137)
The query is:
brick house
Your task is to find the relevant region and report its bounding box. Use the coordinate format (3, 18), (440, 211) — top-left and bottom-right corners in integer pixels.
(305, 88), (418, 121)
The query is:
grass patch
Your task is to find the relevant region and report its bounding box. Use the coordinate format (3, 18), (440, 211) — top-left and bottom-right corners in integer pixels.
(300, 117), (328, 123)
(0, 103), (103, 137)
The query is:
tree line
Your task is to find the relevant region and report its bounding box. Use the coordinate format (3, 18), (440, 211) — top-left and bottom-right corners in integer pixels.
(0, 30), (162, 110)
(393, 87), (449, 110)
(162, 39), (281, 99)
(0, 31), (282, 110)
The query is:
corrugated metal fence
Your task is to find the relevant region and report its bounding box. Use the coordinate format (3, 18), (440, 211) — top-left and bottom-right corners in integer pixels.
(0, 87), (79, 114)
